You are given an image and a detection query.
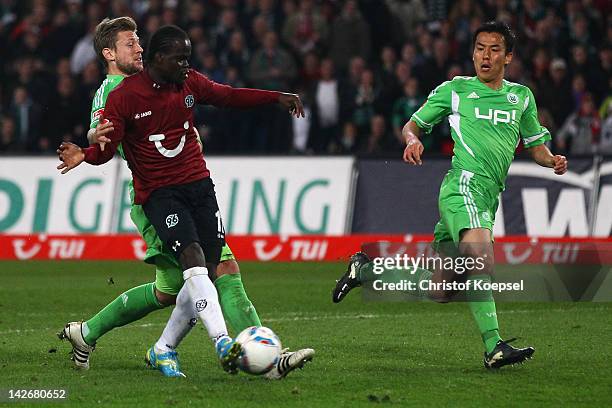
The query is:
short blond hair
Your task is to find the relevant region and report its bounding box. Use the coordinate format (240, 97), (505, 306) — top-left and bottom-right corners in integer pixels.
(93, 17), (137, 69)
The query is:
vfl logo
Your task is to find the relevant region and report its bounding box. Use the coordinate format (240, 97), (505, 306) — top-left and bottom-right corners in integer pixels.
(507, 93), (519, 104)
(481, 212), (491, 222)
(196, 299), (207, 311)
(166, 214), (179, 228)
(185, 94), (194, 108)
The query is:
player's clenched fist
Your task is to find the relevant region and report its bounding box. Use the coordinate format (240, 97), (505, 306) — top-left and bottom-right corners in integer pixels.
(56, 142), (85, 174)
(278, 93), (305, 118)
(552, 155), (567, 175)
(403, 136), (424, 165)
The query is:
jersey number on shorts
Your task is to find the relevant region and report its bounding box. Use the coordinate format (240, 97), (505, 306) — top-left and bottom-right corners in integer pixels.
(215, 210), (225, 239)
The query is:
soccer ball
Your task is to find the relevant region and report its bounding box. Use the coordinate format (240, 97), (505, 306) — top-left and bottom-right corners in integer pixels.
(236, 326), (282, 375)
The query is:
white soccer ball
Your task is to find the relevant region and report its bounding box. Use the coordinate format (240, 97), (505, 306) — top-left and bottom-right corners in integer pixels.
(236, 326), (282, 375)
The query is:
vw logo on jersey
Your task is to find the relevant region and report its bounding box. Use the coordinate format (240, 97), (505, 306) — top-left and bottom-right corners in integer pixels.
(507, 93), (519, 105)
(185, 94), (194, 108)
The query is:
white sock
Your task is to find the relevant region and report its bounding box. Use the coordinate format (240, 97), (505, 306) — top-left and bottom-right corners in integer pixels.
(154, 285), (197, 354)
(182, 266), (229, 342)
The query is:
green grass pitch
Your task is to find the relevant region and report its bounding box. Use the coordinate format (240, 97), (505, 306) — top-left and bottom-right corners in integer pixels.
(1, 261), (611, 407)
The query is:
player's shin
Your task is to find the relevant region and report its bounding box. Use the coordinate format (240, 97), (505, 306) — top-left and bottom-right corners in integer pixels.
(83, 282), (164, 345)
(466, 274), (502, 353)
(154, 286), (196, 353)
(215, 273), (261, 333)
(182, 267), (229, 340)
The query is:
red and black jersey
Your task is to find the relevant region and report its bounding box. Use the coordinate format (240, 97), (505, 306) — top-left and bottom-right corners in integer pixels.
(83, 68), (280, 204)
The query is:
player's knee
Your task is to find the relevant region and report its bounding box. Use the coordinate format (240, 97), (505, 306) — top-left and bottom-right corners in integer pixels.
(217, 259), (240, 276)
(155, 289), (177, 306)
(179, 242), (206, 269)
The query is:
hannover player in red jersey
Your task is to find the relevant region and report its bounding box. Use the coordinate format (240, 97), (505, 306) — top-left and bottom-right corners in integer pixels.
(57, 25), (304, 375)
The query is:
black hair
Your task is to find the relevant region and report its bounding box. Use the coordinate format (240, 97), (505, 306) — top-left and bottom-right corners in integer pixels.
(472, 21), (516, 53)
(146, 25), (189, 62)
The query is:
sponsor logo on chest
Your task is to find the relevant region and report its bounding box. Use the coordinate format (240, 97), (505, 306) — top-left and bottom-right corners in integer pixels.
(471, 93), (520, 126)
(134, 110), (152, 120)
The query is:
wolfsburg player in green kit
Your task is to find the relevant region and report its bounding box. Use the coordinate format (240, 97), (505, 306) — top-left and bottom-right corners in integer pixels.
(332, 22), (568, 369)
(58, 17), (313, 378)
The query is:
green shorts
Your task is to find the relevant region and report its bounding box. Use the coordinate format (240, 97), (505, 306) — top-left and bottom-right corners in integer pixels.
(130, 202), (236, 296)
(433, 169), (500, 244)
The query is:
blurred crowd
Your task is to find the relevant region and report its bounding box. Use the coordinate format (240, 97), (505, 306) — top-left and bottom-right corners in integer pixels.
(0, 0), (610, 156)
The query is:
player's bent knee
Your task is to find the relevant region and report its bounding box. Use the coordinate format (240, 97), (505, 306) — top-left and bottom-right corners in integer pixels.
(217, 259), (240, 276)
(155, 289), (177, 306)
(179, 242), (206, 269)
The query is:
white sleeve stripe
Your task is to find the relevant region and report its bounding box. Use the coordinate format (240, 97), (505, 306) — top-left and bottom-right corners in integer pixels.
(523, 95), (530, 111)
(522, 130), (549, 144)
(412, 113), (432, 127)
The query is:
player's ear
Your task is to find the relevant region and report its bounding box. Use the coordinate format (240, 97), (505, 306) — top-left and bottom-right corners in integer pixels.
(504, 51), (513, 66)
(102, 47), (114, 62)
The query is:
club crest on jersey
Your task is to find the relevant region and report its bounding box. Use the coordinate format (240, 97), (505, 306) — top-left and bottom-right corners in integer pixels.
(185, 94), (194, 108)
(507, 93), (519, 105)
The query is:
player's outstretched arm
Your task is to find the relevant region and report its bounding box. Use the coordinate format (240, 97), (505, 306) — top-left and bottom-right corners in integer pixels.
(194, 71), (304, 117)
(402, 120), (425, 165)
(527, 144), (567, 175)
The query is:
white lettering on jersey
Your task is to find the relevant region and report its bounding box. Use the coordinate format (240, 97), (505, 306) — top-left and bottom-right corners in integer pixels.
(135, 111), (152, 119)
(474, 108), (517, 125)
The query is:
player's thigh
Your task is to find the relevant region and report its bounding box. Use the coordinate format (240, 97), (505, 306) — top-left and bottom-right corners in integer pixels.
(438, 170), (494, 244)
(131, 203), (167, 264)
(142, 186), (200, 261)
(190, 178), (225, 265)
(154, 253), (184, 296)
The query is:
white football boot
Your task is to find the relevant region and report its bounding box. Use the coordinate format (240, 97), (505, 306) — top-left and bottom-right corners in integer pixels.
(264, 348), (315, 380)
(58, 322), (95, 369)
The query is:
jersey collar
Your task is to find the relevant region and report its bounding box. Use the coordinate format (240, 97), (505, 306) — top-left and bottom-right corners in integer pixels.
(143, 68), (178, 90)
(474, 76), (507, 92)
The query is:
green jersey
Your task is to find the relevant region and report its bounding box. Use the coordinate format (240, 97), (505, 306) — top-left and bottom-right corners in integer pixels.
(411, 76), (551, 190)
(90, 74), (132, 160)
(90, 74), (124, 129)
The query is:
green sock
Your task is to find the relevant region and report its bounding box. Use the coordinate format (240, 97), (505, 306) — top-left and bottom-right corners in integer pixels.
(83, 282), (163, 346)
(215, 273), (261, 334)
(358, 261), (433, 298)
(466, 275), (502, 353)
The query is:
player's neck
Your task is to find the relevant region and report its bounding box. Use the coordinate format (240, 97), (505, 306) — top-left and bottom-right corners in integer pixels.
(107, 66), (129, 77)
(147, 67), (168, 85)
(477, 75), (504, 91)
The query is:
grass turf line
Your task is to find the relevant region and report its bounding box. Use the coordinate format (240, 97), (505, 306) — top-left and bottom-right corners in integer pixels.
(0, 261), (610, 407)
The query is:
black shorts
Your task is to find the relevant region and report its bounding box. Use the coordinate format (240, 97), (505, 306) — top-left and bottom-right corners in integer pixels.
(143, 177), (225, 265)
